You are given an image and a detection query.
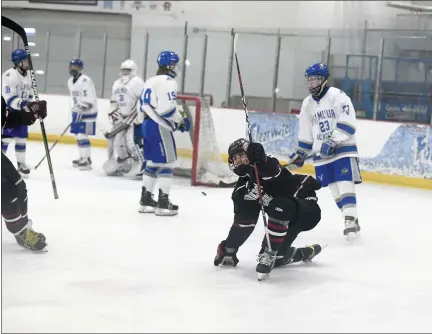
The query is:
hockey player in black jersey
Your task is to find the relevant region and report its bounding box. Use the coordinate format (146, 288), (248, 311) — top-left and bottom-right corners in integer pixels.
(214, 138), (323, 279)
(2, 96), (48, 251)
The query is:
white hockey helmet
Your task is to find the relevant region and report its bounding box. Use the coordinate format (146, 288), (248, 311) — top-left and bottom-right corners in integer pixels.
(120, 59), (137, 79)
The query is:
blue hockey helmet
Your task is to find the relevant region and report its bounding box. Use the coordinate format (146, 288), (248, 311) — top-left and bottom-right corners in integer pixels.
(305, 63), (329, 96)
(11, 49), (27, 63)
(69, 58), (84, 77)
(11, 49), (29, 72)
(157, 51), (180, 78)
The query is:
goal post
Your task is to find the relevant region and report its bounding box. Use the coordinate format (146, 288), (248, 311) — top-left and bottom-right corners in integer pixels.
(174, 95), (237, 187)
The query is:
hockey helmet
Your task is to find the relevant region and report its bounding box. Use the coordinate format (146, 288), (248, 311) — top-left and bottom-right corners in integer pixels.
(11, 49), (29, 72)
(120, 59), (138, 80)
(228, 138), (250, 169)
(305, 63), (329, 96)
(69, 58), (84, 77)
(157, 51), (180, 78)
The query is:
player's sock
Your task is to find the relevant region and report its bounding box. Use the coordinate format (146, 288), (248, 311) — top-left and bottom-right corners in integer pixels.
(329, 183), (343, 212)
(14, 139), (30, 175)
(225, 219), (256, 249)
(142, 165), (158, 193)
(77, 135), (91, 169)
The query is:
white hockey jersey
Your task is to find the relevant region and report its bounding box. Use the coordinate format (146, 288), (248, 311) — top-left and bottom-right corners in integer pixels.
(67, 74), (98, 122)
(297, 87), (358, 166)
(111, 76), (145, 117)
(1, 68), (34, 111)
(139, 75), (183, 132)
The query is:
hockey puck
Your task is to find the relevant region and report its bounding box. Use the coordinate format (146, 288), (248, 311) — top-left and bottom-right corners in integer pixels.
(201, 192), (207, 196)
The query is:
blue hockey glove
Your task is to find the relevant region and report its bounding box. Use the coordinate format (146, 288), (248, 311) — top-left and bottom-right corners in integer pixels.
(286, 150), (309, 169)
(320, 138), (337, 158)
(178, 118), (191, 133)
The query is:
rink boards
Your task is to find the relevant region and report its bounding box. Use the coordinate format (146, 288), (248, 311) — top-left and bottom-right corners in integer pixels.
(27, 94), (432, 190)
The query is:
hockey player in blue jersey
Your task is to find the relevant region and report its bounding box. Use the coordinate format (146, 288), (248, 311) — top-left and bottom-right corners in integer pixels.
(287, 63), (362, 240)
(138, 51), (191, 216)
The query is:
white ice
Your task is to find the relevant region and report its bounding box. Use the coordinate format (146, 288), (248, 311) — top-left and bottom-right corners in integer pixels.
(2, 142), (432, 333)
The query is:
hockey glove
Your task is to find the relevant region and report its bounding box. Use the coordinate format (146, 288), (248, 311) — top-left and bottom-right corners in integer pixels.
(22, 101), (47, 125)
(246, 142), (266, 164)
(286, 150), (309, 169)
(320, 138), (337, 158)
(178, 118), (191, 133)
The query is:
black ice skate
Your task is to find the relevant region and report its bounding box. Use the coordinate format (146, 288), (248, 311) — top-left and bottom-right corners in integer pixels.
(256, 248), (277, 281)
(15, 220), (47, 252)
(155, 190), (178, 216)
(214, 240), (239, 266)
(17, 162), (30, 176)
(298, 244), (322, 262)
(138, 187), (157, 213)
(72, 157), (82, 167)
(343, 216), (360, 240)
(77, 157), (92, 171)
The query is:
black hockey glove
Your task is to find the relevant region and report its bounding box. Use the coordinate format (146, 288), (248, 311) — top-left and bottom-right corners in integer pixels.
(23, 100), (47, 124)
(246, 142), (266, 164)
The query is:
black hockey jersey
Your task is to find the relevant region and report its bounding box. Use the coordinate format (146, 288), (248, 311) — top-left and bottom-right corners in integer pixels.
(232, 156), (321, 202)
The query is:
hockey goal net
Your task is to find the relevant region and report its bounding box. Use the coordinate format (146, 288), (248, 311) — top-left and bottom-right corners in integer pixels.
(173, 95), (237, 187)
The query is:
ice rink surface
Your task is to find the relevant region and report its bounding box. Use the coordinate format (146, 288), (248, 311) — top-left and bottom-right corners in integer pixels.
(2, 142), (432, 333)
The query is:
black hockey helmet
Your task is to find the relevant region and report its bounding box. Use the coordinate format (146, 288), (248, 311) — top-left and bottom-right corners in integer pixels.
(228, 138), (250, 169)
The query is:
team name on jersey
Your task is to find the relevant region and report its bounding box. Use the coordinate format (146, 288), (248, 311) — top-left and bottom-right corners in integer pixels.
(114, 87), (128, 95)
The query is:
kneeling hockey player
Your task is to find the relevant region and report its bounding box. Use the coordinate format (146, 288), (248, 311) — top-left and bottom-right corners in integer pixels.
(214, 138), (323, 280)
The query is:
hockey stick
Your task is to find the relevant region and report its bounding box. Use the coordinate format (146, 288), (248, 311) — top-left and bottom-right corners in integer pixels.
(34, 123), (71, 170)
(233, 34), (272, 252)
(281, 152), (318, 169)
(2, 16), (59, 199)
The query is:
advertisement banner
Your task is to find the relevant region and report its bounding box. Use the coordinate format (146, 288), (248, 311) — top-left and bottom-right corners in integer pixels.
(248, 111), (432, 179)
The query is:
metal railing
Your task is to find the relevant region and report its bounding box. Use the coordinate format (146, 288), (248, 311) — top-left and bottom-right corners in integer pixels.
(1, 23), (431, 124)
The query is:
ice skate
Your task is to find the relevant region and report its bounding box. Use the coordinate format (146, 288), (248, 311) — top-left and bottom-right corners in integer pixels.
(15, 220), (47, 252)
(155, 190), (178, 216)
(299, 244), (322, 262)
(17, 162), (30, 177)
(214, 240), (239, 266)
(77, 157), (92, 171)
(72, 157), (82, 167)
(138, 187), (157, 213)
(256, 248), (277, 281)
(343, 216), (360, 241)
